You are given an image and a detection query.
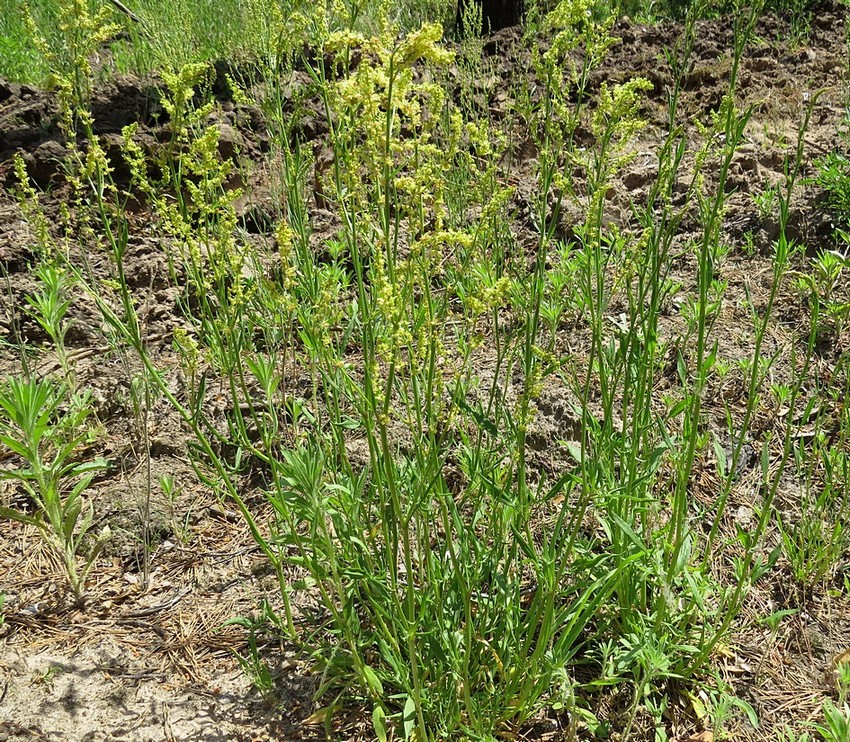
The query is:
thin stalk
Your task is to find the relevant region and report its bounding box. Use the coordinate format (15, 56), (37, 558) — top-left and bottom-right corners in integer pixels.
(704, 92), (821, 560)
(667, 3), (762, 577)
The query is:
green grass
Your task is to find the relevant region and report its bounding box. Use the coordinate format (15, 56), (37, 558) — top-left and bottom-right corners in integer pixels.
(2, 0), (841, 84)
(1, 0), (458, 84)
(1, 0), (282, 82)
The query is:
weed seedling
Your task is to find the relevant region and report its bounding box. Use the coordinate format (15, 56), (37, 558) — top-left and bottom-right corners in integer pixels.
(0, 376), (109, 605)
(813, 149), (850, 229)
(752, 184), (779, 222)
(810, 698), (850, 742)
(757, 607), (799, 639)
(24, 263), (76, 383)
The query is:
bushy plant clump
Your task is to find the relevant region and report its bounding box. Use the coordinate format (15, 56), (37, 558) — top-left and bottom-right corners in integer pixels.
(4, 0), (850, 738)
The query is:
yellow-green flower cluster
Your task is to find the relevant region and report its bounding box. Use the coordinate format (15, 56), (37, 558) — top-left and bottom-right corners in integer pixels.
(179, 130), (239, 271)
(580, 77), (652, 219)
(74, 113), (115, 188)
(323, 23), (454, 213)
(275, 222), (298, 293)
(325, 30), (383, 56)
(126, 110), (251, 347)
(544, 0), (617, 84)
(395, 23), (454, 68)
(122, 123), (149, 191)
(184, 127), (238, 217)
(465, 121), (504, 158)
(592, 79), (653, 150)
(479, 186), (515, 226)
(123, 124), (197, 261)
(313, 265), (350, 344)
(173, 326), (201, 382)
(12, 154), (52, 257)
(411, 230), (474, 274)
(25, 0), (119, 113)
(161, 64), (215, 141)
(464, 270), (512, 320)
(371, 246), (413, 363)
(270, 221), (300, 318)
(242, 0), (310, 65)
(531, 0), (620, 161)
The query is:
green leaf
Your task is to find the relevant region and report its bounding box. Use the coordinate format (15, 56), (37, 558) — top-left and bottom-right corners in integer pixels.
(729, 694), (759, 728)
(372, 705), (388, 742)
(450, 389), (498, 437)
(403, 695), (416, 740)
(674, 531), (692, 574)
(68, 472), (96, 500)
(608, 512), (648, 553)
(713, 434), (728, 476)
(564, 440), (583, 463)
(0, 433), (31, 459)
(362, 665), (383, 697)
(72, 458), (109, 474)
(0, 505), (41, 528)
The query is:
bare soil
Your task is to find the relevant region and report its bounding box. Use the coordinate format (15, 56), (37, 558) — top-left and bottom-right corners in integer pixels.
(2, 5), (850, 740)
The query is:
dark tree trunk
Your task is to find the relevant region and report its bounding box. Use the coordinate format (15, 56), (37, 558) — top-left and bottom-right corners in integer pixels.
(455, 0), (524, 36)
